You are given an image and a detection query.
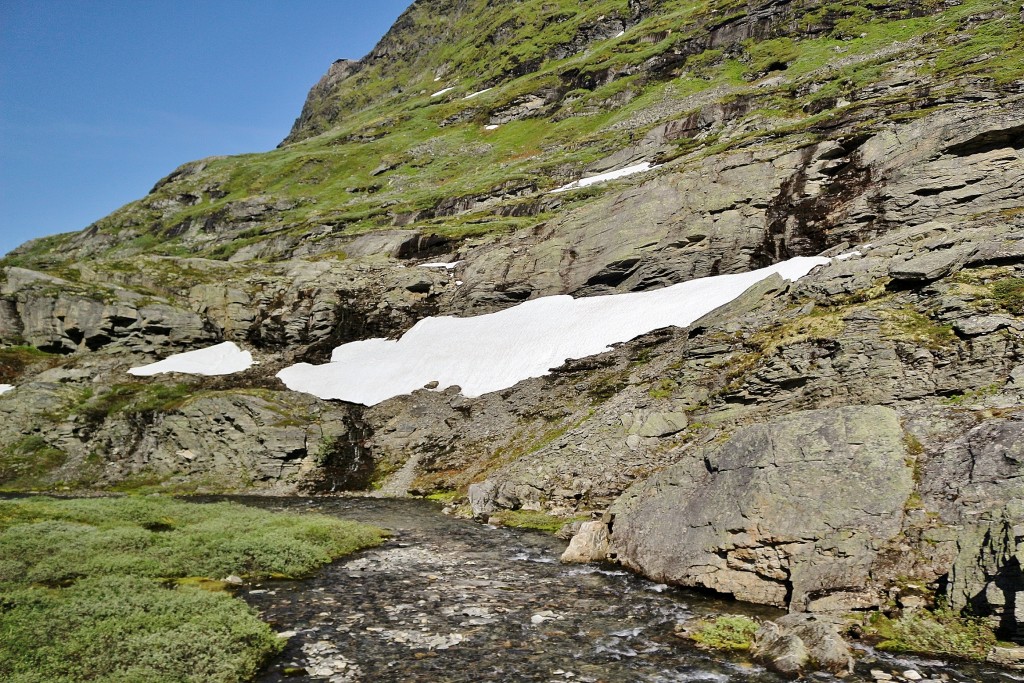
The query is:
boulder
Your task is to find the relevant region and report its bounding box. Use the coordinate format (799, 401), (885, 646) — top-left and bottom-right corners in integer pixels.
(753, 614), (854, 677)
(560, 521), (611, 564)
(610, 406), (913, 611)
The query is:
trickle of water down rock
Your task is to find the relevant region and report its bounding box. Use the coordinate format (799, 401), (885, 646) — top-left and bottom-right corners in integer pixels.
(221, 497), (1015, 683)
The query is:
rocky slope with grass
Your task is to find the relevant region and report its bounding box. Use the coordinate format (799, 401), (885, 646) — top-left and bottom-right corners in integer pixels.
(3, 0), (1024, 654)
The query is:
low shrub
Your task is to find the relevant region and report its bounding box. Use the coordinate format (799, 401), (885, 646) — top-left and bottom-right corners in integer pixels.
(689, 615), (760, 651)
(0, 496), (387, 682)
(0, 575), (281, 683)
(865, 605), (997, 661)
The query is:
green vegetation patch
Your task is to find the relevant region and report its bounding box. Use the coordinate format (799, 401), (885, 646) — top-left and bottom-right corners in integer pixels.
(0, 436), (68, 489)
(0, 496), (386, 683)
(489, 509), (584, 534)
(864, 605), (997, 661)
(688, 615), (760, 651)
(0, 496), (386, 583)
(0, 575), (280, 683)
(0, 345), (59, 384)
(990, 278), (1024, 315)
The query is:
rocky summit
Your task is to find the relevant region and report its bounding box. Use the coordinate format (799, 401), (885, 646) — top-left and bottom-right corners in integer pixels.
(3, 0), (1024, 659)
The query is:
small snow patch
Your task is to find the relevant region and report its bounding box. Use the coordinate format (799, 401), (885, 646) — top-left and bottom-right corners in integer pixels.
(464, 88), (492, 100)
(128, 342), (254, 377)
(614, 30), (625, 38)
(484, 124), (500, 131)
(834, 250), (861, 261)
(431, 87), (456, 98)
(419, 261), (463, 270)
(550, 161), (659, 194)
(0, 384), (13, 395)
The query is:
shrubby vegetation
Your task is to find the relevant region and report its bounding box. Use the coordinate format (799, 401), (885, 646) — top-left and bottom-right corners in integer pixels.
(0, 496), (386, 682)
(864, 605), (998, 661)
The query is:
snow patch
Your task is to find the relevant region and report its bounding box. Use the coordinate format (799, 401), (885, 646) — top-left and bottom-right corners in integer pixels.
(549, 161), (659, 194)
(614, 30), (625, 38)
(0, 384), (13, 395)
(484, 124), (500, 131)
(464, 88), (492, 100)
(128, 342), (254, 377)
(419, 261), (463, 270)
(834, 251), (861, 261)
(277, 257), (832, 406)
(431, 87), (456, 98)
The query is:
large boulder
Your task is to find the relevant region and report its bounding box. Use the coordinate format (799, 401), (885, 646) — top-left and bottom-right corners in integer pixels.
(609, 405), (914, 611)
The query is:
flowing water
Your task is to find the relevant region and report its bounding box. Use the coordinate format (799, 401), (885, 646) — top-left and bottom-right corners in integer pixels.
(207, 496), (1019, 683)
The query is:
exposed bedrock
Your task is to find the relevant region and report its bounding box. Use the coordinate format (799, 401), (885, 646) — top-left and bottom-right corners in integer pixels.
(609, 405), (914, 611)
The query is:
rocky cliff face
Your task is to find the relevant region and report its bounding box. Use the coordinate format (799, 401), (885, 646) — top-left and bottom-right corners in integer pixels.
(3, 0), (1024, 642)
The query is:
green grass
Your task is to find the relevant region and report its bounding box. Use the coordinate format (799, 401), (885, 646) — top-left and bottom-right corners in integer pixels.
(864, 605), (997, 661)
(0, 345), (59, 384)
(689, 615), (760, 651)
(0, 496), (386, 683)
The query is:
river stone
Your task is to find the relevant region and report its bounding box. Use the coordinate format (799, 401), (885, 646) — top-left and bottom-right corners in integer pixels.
(752, 613), (854, 677)
(560, 521), (611, 564)
(609, 405), (913, 610)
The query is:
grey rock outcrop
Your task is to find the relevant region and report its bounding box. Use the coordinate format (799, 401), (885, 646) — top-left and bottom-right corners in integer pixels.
(609, 406), (913, 611)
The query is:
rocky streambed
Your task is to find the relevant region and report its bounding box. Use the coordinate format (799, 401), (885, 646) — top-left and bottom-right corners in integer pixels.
(212, 496), (1016, 683)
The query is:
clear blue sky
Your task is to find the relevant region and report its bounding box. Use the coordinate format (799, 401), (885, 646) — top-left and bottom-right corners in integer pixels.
(0, 0), (412, 257)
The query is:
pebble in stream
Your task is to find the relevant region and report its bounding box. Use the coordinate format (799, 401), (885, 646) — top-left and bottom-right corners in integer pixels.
(221, 497), (1020, 683)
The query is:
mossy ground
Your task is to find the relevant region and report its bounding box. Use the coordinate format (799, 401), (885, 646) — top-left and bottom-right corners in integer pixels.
(0, 496), (386, 683)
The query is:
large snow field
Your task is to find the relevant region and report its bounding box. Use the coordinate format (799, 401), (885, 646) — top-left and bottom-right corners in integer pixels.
(277, 256), (834, 406)
(128, 342), (254, 377)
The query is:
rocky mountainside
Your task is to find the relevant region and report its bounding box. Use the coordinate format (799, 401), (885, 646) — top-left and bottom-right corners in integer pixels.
(3, 0), (1024, 648)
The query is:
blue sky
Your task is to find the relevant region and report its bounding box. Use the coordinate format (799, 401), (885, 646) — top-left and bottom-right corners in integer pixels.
(0, 0), (412, 257)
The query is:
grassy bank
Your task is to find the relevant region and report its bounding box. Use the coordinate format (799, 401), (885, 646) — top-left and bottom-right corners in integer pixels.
(0, 496), (386, 683)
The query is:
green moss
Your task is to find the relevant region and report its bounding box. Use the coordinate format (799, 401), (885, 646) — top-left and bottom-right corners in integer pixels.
(689, 615), (760, 651)
(489, 509), (586, 534)
(425, 490), (462, 504)
(884, 308), (956, 350)
(0, 496), (387, 582)
(990, 278), (1024, 315)
(649, 378), (679, 399)
(864, 605), (997, 661)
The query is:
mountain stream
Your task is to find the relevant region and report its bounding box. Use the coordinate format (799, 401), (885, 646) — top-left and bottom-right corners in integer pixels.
(214, 496), (1015, 683)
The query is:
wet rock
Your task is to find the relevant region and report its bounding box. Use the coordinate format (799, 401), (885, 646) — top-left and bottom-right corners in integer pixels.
(987, 645), (1024, 668)
(560, 521), (611, 564)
